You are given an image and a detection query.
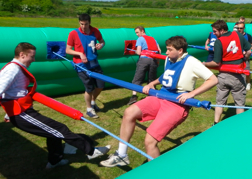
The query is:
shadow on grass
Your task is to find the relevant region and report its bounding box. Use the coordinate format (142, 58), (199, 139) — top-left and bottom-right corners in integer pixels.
(97, 96), (129, 113)
(0, 122), (107, 179)
(135, 122), (200, 145)
(221, 102), (252, 121)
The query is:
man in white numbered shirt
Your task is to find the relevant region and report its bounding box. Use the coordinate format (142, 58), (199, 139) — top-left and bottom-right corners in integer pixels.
(100, 36), (218, 167)
(204, 20), (251, 125)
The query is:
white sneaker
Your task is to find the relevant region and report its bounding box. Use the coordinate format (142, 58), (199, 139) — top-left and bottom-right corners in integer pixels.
(100, 151), (130, 167)
(86, 108), (99, 118)
(45, 159), (69, 169)
(246, 83), (251, 91)
(87, 145), (111, 160)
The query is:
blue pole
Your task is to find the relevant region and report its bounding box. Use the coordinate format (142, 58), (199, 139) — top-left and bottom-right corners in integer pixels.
(211, 104), (252, 109)
(52, 52), (210, 109)
(80, 116), (154, 160)
(188, 44), (252, 57)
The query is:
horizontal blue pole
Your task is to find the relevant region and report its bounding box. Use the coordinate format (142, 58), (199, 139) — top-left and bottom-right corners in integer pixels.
(188, 44), (252, 57)
(211, 104), (252, 109)
(188, 45), (213, 52)
(52, 52), (211, 110)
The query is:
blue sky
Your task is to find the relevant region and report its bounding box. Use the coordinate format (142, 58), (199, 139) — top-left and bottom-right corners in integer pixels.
(93, 0), (251, 3)
(221, 0), (252, 4)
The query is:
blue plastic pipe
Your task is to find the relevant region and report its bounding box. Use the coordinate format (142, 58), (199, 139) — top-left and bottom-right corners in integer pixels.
(52, 52), (211, 110)
(211, 104), (252, 109)
(188, 44), (252, 57)
(80, 116), (154, 160)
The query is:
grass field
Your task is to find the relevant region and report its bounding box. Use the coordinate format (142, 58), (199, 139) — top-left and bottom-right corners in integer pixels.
(0, 15), (252, 179)
(0, 16), (215, 29)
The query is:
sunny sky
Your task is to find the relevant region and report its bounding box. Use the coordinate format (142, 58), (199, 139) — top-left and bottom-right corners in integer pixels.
(221, 0), (252, 4)
(91, 0), (252, 4)
(93, 0), (252, 3)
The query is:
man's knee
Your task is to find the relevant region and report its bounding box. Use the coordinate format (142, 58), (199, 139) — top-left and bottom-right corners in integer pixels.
(144, 133), (158, 149)
(123, 105), (141, 121)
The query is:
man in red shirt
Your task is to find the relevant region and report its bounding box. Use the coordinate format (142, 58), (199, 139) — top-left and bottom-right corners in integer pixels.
(66, 13), (105, 118)
(204, 20), (251, 125)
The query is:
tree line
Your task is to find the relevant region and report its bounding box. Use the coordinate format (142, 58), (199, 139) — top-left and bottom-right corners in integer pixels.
(1, 0), (252, 18)
(114, 0), (252, 18)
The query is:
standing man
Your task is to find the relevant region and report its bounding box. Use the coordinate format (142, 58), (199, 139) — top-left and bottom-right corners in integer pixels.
(233, 16), (245, 31)
(239, 16), (245, 23)
(204, 20), (251, 125)
(127, 26), (161, 105)
(100, 36), (218, 167)
(237, 22), (252, 90)
(0, 42), (110, 169)
(205, 31), (217, 62)
(66, 13), (105, 118)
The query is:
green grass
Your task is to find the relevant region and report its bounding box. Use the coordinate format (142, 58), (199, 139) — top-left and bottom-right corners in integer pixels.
(0, 16), (252, 179)
(101, 7), (223, 17)
(0, 16), (214, 29)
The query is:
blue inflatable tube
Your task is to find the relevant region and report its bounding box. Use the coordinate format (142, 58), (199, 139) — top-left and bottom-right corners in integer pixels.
(48, 46), (211, 110)
(89, 71), (211, 109)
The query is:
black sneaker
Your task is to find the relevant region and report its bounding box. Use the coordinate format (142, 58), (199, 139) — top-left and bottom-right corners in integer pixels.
(127, 96), (138, 105)
(91, 104), (101, 112)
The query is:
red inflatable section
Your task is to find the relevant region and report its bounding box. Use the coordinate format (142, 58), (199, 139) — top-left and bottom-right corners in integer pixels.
(124, 40), (137, 55)
(32, 92), (83, 120)
(209, 62), (250, 75)
(141, 50), (167, 60)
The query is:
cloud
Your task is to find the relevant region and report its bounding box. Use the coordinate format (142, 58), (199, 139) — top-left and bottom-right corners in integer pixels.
(221, 0), (252, 4)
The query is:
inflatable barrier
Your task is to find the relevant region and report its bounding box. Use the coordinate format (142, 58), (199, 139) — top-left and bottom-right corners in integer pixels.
(0, 23), (238, 96)
(117, 109), (252, 179)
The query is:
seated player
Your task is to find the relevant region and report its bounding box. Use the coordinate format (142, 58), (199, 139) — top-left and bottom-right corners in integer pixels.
(100, 36), (218, 167)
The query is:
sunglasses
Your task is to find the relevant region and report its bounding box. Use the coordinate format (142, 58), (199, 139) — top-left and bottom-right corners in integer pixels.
(237, 27), (244, 29)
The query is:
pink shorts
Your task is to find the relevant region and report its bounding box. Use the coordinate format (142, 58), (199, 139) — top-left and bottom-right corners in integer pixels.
(135, 96), (189, 141)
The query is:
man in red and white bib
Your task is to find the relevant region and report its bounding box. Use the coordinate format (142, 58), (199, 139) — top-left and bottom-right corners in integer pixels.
(204, 20), (251, 125)
(127, 26), (161, 105)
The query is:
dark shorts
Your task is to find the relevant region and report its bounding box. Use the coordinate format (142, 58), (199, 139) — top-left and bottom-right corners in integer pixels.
(77, 66), (105, 93)
(132, 57), (158, 85)
(206, 52), (214, 62)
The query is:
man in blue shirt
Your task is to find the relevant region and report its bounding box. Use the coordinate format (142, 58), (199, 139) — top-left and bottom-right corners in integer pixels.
(127, 26), (161, 105)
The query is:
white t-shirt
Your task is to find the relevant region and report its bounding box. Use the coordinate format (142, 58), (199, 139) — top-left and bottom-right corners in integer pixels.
(164, 53), (213, 93)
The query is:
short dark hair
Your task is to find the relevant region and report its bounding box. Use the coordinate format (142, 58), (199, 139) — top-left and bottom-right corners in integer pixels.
(237, 21), (245, 28)
(165, 36), (187, 53)
(135, 26), (145, 32)
(211, 20), (228, 31)
(240, 16), (245, 20)
(14, 42), (36, 58)
(79, 13), (91, 22)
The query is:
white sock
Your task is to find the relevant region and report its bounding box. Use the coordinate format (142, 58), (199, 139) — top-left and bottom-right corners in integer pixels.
(87, 107), (93, 112)
(118, 143), (128, 157)
(91, 101), (95, 105)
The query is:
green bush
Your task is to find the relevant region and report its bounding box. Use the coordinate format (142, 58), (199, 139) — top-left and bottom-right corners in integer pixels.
(77, 5), (92, 15)
(92, 7), (102, 15)
(2, 0), (21, 12)
(76, 5), (102, 15)
(235, 10), (252, 18)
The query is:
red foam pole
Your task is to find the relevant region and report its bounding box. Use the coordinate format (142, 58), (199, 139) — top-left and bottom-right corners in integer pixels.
(141, 50), (167, 60)
(32, 92), (83, 120)
(209, 65), (250, 75)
